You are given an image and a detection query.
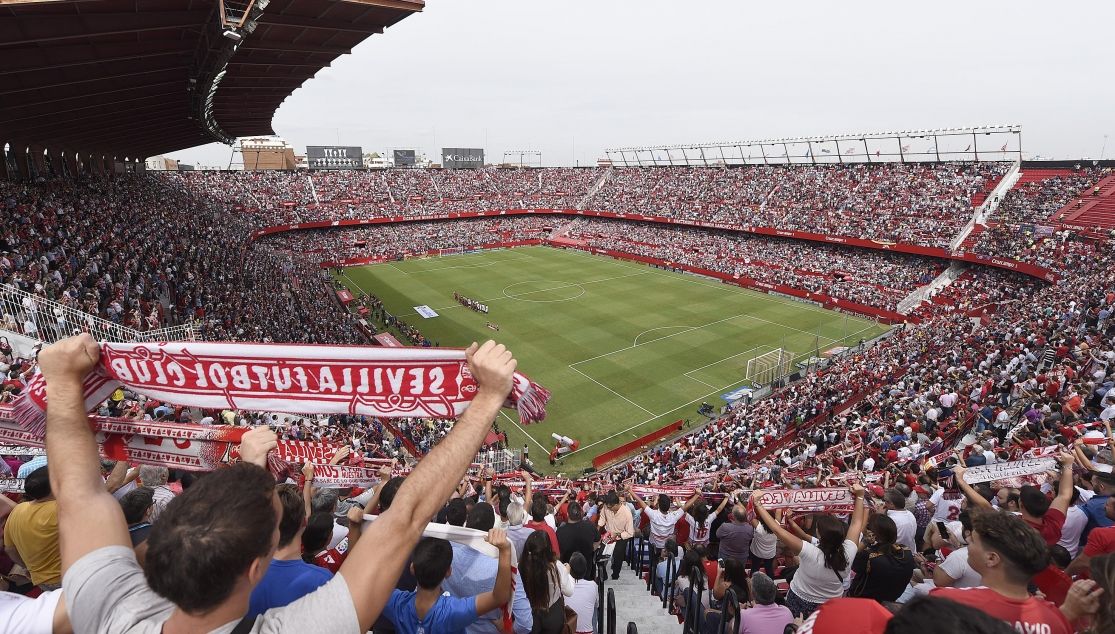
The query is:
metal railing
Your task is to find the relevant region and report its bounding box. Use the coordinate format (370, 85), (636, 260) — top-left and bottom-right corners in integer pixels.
(0, 285), (196, 344)
(682, 565), (706, 634)
(717, 588), (741, 634)
(606, 589), (616, 634)
(597, 557), (608, 634)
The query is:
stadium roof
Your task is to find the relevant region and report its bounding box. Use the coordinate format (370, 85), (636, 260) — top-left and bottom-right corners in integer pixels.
(0, 0), (422, 160)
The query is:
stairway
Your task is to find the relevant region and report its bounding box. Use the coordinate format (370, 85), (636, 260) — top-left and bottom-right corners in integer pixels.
(578, 167), (613, 210)
(609, 573), (682, 634)
(949, 161), (1020, 251)
(897, 261), (967, 315)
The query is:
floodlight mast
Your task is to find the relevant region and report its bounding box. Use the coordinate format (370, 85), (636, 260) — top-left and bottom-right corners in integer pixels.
(604, 125), (1023, 166)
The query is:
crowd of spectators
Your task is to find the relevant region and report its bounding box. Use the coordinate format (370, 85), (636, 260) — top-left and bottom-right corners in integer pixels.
(173, 163), (1012, 253)
(2, 166), (1115, 632)
(563, 218), (945, 312)
(969, 168), (1108, 266)
(0, 176), (365, 345)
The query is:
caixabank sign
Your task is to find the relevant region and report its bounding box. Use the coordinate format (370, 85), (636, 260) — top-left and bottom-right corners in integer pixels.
(441, 148), (484, 169)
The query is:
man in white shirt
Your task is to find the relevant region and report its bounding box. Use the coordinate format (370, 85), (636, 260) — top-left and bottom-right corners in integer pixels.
(884, 488), (918, 553)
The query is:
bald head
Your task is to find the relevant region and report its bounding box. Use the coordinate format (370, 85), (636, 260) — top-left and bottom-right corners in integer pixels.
(732, 505), (747, 522)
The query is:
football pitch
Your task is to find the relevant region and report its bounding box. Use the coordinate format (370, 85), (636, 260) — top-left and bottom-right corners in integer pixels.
(335, 246), (889, 472)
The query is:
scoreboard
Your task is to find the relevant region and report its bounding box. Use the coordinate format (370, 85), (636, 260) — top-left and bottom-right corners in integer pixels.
(306, 146), (363, 170)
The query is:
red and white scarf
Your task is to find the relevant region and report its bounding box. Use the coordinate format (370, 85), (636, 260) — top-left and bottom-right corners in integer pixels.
(15, 341), (551, 437)
(751, 487), (857, 513)
(0, 409), (318, 475)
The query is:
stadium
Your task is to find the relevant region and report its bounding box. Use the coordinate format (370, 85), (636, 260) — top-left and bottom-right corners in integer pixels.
(1, 1), (1114, 633)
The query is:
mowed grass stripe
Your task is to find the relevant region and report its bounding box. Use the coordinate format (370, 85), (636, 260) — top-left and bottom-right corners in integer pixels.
(336, 246), (889, 471)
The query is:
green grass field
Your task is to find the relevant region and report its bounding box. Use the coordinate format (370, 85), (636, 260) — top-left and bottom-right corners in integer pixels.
(335, 246), (889, 472)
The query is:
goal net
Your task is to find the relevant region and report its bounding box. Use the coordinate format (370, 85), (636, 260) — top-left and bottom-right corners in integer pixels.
(745, 348), (793, 386)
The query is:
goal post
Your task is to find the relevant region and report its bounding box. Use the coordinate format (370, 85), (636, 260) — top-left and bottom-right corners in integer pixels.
(745, 348), (793, 386)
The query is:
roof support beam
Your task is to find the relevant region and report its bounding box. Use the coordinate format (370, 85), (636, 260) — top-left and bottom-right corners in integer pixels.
(258, 13), (385, 33)
(239, 41), (351, 55)
(0, 10), (212, 46)
(0, 52), (185, 78)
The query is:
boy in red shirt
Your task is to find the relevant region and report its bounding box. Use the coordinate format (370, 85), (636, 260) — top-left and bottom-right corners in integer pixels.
(931, 510), (1098, 633)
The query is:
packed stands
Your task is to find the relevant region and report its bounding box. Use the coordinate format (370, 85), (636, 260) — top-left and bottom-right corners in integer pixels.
(175, 164), (1010, 253)
(0, 177), (364, 344)
(2, 166), (1115, 634)
(969, 167), (1108, 264)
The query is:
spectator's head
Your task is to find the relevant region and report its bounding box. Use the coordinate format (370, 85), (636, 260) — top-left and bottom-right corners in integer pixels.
(444, 498), (468, 527)
(507, 501), (527, 527)
(143, 463), (279, 615)
(1089, 553), (1115, 634)
(884, 488), (905, 511)
(138, 465), (169, 487)
(884, 596), (1015, 634)
(1094, 471), (1115, 496)
(604, 491), (620, 509)
(411, 537), (453, 590)
(1018, 486), (1050, 518)
(520, 530), (558, 610)
(310, 488), (339, 515)
(750, 572), (777, 606)
(23, 465), (51, 501)
(731, 505), (747, 523)
(1048, 544), (1072, 569)
(569, 552), (588, 581)
(378, 476), (405, 511)
(530, 495), (547, 522)
(301, 512), (335, 558)
(275, 483), (306, 549)
(690, 500), (709, 526)
(721, 558), (748, 592)
(119, 486), (155, 525)
(656, 494), (671, 513)
(466, 502), (496, 532)
(663, 538), (678, 559)
(968, 509), (1049, 585)
(567, 501), (583, 522)
(813, 514), (851, 573)
(866, 513), (899, 549)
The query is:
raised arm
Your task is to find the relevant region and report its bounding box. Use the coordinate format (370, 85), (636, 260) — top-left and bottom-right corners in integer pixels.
(750, 491), (803, 555)
(103, 460), (130, 493)
(628, 487), (649, 510)
(523, 470), (534, 510)
(302, 463), (315, 518)
(338, 341), (516, 632)
(474, 529), (513, 615)
(40, 334), (131, 574)
(1049, 452), (1076, 515)
(682, 492), (700, 512)
(846, 484), (868, 543)
(951, 464), (993, 510)
(713, 492), (732, 517)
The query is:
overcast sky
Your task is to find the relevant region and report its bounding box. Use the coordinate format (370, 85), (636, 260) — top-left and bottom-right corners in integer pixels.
(168, 0), (1115, 168)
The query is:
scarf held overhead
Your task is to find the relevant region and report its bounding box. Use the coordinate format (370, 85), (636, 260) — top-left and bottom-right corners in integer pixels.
(15, 341), (552, 436)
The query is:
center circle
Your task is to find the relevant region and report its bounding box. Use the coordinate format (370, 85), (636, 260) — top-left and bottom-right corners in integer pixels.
(502, 280), (586, 303)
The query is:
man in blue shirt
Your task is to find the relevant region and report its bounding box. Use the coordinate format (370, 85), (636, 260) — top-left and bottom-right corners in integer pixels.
(384, 531), (512, 634)
(247, 483), (332, 617)
(1082, 472), (1115, 543)
(443, 503), (533, 634)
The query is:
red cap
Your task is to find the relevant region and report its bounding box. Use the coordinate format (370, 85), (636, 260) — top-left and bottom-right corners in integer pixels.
(914, 486), (929, 496)
(798, 598), (892, 634)
(868, 484), (885, 498)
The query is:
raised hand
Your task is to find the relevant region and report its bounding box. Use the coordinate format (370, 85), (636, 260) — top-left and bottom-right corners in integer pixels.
(38, 333), (100, 385)
(240, 426), (278, 469)
(466, 341), (517, 399)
